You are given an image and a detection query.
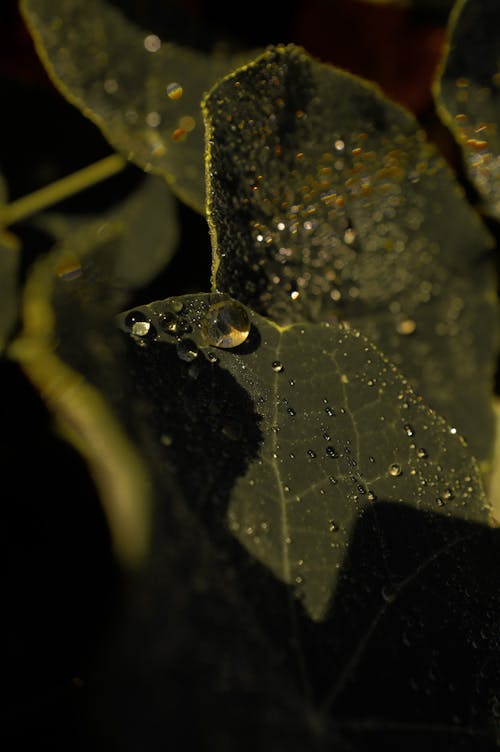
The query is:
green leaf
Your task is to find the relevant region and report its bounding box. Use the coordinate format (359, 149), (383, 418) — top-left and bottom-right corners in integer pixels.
(0, 173), (20, 353)
(21, 0), (258, 213)
(118, 293), (489, 621)
(203, 44), (498, 465)
(436, 0), (500, 220)
(34, 172), (179, 310)
(7, 174), (181, 566)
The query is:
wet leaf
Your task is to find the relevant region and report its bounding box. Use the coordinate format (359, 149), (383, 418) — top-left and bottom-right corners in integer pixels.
(35, 172), (179, 309)
(117, 293), (489, 621)
(21, 0), (258, 213)
(436, 0), (500, 220)
(203, 44), (498, 465)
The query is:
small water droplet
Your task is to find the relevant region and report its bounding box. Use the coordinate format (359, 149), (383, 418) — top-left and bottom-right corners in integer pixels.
(307, 449), (317, 459)
(443, 488), (454, 500)
(416, 448), (428, 459)
(389, 463), (402, 477)
(382, 583), (398, 603)
(403, 423), (415, 437)
(159, 311), (178, 334)
(329, 520), (339, 532)
(201, 299), (250, 348)
(325, 446), (338, 458)
(325, 406), (335, 417)
(206, 351), (218, 364)
(144, 34), (161, 52)
(176, 339), (199, 362)
(367, 490), (377, 501)
(160, 434), (173, 447)
(272, 360), (284, 372)
(166, 82), (183, 100)
(125, 310), (148, 329)
(287, 407), (296, 417)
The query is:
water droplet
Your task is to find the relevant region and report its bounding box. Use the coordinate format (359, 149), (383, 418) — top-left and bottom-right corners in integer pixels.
(307, 449), (317, 459)
(396, 318), (416, 335)
(287, 407), (296, 417)
(367, 491), (377, 501)
(436, 497), (445, 507)
(382, 583), (398, 603)
(132, 320), (152, 337)
(159, 311), (178, 334)
(144, 34), (161, 52)
(176, 339), (199, 362)
(329, 520), (339, 532)
(201, 299), (250, 348)
(160, 434), (173, 447)
(166, 82), (183, 100)
(404, 423), (414, 437)
(125, 310), (148, 329)
(416, 448), (428, 459)
(449, 427), (457, 435)
(272, 360), (284, 372)
(334, 139), (345, 151)
(206, 351), (218, 364)
(443, 488), (454, 500)
(325, 446), (338, 458)
(389, 463), (402, 477)
(324, 406), (335, 417)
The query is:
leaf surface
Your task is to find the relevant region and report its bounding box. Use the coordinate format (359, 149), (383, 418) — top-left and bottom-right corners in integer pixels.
(203, 44), (498, 464)
(21, 0), (257, 213)
(118, 293), (489, 620)
(0, 173), (20, 352)
(436, 0), (500, 220)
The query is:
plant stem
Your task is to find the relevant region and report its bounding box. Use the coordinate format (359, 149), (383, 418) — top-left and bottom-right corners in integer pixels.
(0, 153), (127, 227)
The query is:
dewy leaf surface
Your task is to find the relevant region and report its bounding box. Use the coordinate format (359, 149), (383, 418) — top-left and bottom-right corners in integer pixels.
(118, 293), (489, 621)
(436, 0), (500, 220)
(21, 0), (257, 213)
(203, 44), (498, 465)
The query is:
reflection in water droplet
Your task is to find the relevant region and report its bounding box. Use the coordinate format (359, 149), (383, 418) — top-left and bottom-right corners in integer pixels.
(159, 311), (178, 334)
(272, 360), (284, 372)
(201, 300), (250, 348)
(176, 339), (199, 362)
(389, 463), (402, 477)
(166, 82), (183, 100)
(132, 321), (151, 337)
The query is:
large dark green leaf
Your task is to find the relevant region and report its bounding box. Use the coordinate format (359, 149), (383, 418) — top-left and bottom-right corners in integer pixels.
(202, 44), (498, 465)
(21, 0), (258, 213)
(118, 293), (489, 620)
(436, 0), (500, 220)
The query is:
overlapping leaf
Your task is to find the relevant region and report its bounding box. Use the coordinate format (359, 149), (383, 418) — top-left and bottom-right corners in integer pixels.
(203, 44), (498, 464)
(436, 0), (500, 220)
(118, 293), (489, 620)
(21, 0), (258, 213)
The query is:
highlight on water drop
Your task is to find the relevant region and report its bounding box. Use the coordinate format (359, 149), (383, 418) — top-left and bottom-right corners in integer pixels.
(166, 82), (183, 100)
(201, 299), (251, 349)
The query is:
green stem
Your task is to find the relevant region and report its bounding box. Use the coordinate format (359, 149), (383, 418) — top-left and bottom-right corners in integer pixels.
(0, 153), (127, 227)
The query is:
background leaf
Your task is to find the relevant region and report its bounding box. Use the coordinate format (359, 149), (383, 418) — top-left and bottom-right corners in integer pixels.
(435, 0), (500, 220)
(203, 44), (498, 465)
(118, 293), (489, 621)
(0, 173), (20, 353)
(21, 0), (258, 213)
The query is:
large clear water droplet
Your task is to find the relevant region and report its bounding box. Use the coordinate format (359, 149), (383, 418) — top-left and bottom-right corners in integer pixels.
(201, 300), (250, 348)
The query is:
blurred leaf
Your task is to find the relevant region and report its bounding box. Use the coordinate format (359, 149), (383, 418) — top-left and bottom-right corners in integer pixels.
(35, 172), (179, 309)
(6, 173), (181, 566)
(436, 0), (500, 220)
(203, 44), (498, 465)
(488, 398), (500, 523)
(118, 293), (489, 621)
(21, 0), (258, 213)
(0, 173), (21, 353)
